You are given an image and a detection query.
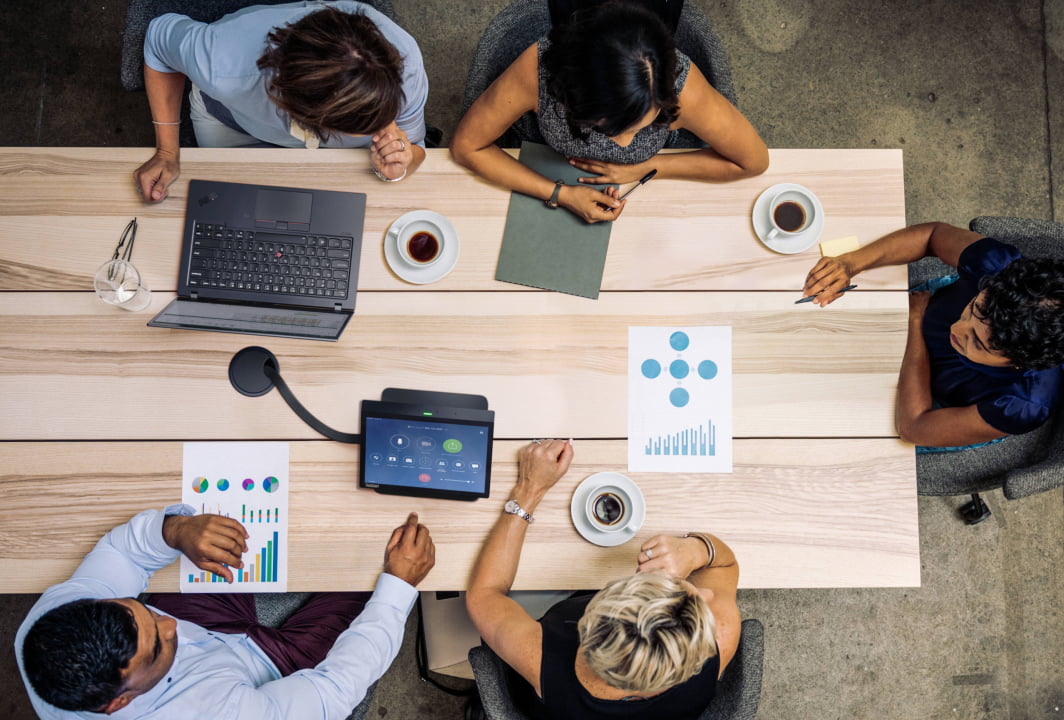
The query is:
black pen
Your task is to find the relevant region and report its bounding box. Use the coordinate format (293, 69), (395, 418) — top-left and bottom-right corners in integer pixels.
(795, 284), (857, 304)
(618, 169), (658, 201)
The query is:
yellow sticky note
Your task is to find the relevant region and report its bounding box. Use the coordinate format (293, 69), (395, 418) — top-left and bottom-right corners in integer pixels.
(819, 236), (860, 257)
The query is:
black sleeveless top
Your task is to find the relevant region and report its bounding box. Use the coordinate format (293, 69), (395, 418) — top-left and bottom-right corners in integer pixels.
(513, 595), (719, 719)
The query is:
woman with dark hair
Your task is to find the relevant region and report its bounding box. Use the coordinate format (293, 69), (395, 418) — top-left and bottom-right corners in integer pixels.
(135, 2), (428, 203)
(451, 1), (768, 223)
(802, 222), (1064, 449)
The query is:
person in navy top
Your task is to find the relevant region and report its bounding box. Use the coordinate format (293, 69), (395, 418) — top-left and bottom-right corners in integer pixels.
(802, 222), (1064, 448)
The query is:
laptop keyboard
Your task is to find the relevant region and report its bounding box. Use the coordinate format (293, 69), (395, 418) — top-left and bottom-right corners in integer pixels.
(187, 222), (354, 299)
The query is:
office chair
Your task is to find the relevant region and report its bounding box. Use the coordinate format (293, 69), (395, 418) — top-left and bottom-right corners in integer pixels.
(460, 0), (739, 148)
(909, 216), (1064, 524)
(467, 618), (764, 720)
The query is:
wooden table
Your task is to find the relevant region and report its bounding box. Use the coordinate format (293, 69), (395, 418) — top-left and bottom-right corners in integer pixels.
(0, 147), (919, 591)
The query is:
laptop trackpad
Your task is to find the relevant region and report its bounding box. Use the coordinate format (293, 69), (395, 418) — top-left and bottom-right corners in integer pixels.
(254, 188), (312, 229)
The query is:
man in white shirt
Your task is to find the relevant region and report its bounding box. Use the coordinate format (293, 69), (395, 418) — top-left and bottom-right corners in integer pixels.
(16, 505), (434, 719)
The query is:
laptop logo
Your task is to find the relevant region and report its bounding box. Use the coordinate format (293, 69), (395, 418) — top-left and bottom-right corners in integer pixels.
(198, 192), (220, 207)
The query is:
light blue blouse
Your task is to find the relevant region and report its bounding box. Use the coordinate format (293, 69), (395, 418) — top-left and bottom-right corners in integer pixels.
(144, 1), (428, 147)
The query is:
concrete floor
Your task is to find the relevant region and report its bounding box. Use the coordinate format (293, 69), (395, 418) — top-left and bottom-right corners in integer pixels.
(1, 0), (1063, 718)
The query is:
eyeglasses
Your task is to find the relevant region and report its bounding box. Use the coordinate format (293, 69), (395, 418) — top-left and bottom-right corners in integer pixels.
(108, 218), (138, 281)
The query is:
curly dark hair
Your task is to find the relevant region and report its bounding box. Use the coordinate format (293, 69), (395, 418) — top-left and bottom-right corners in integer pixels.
(257, 7), (405, 140)
(977, 256), (1064, 370)
(22, 599), (138, 711)
(542, 1), (679, 140)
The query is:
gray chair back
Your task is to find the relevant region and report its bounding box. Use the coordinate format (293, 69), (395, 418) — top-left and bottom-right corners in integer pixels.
(121, 0), (397, 92)
(460, 0), (738, 148)
(912, 216), (1064, 500)
(468, 618), (764, 720)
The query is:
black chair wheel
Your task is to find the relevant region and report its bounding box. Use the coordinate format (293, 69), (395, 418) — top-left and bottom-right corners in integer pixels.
(959, 493), (991, 525)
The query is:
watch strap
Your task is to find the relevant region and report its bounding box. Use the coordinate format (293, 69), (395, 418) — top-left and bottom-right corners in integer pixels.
(545, 180), (564, 208)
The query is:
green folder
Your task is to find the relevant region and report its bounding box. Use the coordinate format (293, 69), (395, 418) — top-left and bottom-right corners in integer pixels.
(495, 142), (615, 299)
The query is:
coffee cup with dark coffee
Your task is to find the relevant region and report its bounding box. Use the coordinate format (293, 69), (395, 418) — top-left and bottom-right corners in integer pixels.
(766, 189), (815, 240)
(585, 485), (631, 532)
(397, 219), (445, 267)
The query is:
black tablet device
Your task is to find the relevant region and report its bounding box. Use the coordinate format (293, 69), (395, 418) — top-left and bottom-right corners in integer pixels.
(359, 399), (494, 501)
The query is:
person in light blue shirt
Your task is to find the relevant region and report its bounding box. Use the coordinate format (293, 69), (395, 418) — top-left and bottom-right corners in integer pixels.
(16, 505), (435, 719)
(135, 1), (429, 202)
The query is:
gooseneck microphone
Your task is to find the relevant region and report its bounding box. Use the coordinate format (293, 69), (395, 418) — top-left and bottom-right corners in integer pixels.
(227, 346), (361, 444)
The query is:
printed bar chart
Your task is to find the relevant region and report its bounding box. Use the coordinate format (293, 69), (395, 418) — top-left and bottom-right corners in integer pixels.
(644, 419), (716, 456)
(187, 531), (280, 584)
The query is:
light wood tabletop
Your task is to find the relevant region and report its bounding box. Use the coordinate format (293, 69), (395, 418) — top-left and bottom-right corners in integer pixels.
(0, 147), (919, 591)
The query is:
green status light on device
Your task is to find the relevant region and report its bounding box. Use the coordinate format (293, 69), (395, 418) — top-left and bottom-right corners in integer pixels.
(443, 439), (462, 453)
(422, 411), (433, 416)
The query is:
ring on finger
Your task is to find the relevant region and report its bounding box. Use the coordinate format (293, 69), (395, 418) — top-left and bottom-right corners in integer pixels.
(398, 139), (406, 152)
(645, 549), (652, 560)
(531, 439), (543, 445)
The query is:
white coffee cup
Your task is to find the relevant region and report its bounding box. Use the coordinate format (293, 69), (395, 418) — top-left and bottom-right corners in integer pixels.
(766, 189), (815, 240)
(395, 219), (445, 268)
(585, 485), (631, 532)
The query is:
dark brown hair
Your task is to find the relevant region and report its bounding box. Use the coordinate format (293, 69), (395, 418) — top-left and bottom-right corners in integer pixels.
(257, 7), (405, 140)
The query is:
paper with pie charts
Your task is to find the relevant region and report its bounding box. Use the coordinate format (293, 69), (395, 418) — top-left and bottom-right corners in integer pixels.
(180, 442), (290, 593)
(628, 327), (733, 473)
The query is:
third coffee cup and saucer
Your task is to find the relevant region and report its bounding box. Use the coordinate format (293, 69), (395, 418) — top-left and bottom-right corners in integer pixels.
(570, 472), (646, 547)
(751, 182), (824, 254)
(384, 210), (460, 284)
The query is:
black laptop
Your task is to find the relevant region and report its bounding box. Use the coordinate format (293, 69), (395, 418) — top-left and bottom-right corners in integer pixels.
(148, 179), (365, 341)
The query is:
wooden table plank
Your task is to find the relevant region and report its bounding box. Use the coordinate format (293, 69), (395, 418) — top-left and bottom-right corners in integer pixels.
(0, 291), (907, 440)
(0, 148), (907, 292)
(0, 439), (919, 592)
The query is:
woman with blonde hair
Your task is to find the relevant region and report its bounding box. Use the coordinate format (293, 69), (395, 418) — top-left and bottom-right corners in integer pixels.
(467, 439), (740, 718)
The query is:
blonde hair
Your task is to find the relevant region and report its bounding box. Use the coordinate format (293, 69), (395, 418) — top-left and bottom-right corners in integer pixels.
(577, 572), (717, 694)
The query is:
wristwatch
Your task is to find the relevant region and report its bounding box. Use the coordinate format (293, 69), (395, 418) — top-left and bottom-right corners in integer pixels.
(504, 499), (534, 523)
(545, 180), (565, 209)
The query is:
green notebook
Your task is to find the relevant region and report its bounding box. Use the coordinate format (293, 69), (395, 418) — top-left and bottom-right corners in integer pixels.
(495, 142), (615, 299)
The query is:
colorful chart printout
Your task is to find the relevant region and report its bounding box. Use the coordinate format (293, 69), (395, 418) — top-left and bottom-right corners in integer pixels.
(628, 327), (733, 473)
(180, 443), (290, 593)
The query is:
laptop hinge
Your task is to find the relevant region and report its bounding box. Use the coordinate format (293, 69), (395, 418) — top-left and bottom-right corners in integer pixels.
(190, 290), (199, 300)
(333, 303), (343, 312)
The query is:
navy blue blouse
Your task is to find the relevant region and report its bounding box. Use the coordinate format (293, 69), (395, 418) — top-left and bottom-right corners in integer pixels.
(921, 237), (1062, 435)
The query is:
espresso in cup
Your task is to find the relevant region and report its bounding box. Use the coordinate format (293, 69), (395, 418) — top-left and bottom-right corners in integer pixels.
(592, 491), (625, 526)
(406, 231), (440, 264)
(772, 201), (806, 233)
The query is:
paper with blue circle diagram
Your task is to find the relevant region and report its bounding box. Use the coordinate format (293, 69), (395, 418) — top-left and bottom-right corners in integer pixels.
(628, 327), (732, 473)
(181, 442), (290, 593)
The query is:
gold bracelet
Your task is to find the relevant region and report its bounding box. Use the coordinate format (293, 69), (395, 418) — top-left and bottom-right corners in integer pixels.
(683, 532), (716, 568)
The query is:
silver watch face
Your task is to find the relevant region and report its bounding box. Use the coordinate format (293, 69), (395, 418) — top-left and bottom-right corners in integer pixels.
(505, 500), (520, 514)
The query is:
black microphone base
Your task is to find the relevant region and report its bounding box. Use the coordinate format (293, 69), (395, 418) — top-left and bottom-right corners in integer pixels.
(229, 346), (279, 397)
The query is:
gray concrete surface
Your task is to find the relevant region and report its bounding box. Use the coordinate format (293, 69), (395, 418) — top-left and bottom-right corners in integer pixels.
(1, 0), (1062, 718)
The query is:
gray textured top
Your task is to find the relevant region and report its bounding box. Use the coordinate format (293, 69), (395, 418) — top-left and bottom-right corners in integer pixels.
(535, 39), (691, 163)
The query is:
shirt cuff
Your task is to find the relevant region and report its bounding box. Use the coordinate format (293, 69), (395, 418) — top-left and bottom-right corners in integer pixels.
(373, 573), (419, 614)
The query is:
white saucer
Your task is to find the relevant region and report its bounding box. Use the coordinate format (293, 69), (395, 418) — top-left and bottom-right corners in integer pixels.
(384, 210), (460, 284)
(570, 472), (646, 547)
(751, 182), (824, 254)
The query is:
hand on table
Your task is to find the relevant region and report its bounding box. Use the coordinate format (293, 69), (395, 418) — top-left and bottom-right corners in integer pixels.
(558, 184), (625, 224)
(515, 439), (574, 501)
(371, 123), (414, 181)
(801, 255), (857, 306)
(162, 514), (248, 583)
(637, 535), (709, 579)
(134, 149), (180, 203)
(569, 156), (650, 185)
(384, 512), (435, 586)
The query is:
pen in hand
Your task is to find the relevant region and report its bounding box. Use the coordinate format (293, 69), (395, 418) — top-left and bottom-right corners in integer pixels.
(795, 284), (857, 304)
(599, 169), (657, 212)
